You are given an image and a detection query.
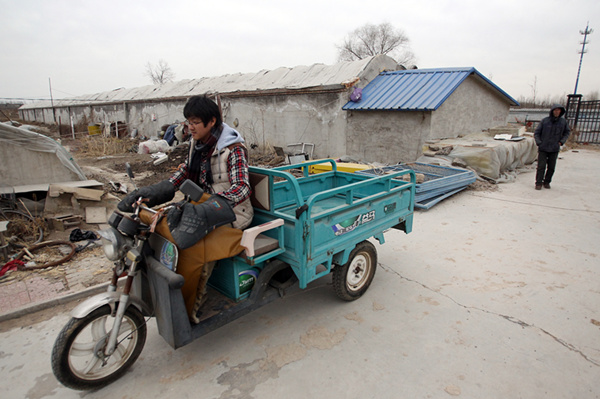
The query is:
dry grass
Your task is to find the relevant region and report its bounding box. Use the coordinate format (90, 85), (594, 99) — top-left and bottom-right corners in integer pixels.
(0, 212), (45, 249)
(78, 136), (132, 157)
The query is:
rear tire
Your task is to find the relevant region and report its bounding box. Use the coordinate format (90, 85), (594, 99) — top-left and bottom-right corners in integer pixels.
(51, 305), (146, 390)
(333, 241), (377, 301)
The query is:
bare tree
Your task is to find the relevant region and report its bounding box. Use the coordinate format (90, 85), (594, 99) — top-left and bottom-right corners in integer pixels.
(587, 90), (599, 101)
(529, 76), (538, 105)
(337, 22), (415, 66)
(145, 59), (175, 85)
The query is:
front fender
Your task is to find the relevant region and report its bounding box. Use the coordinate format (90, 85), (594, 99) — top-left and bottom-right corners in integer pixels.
(71, 291), (152, 319)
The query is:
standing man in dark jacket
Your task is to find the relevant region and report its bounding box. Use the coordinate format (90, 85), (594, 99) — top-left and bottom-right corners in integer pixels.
(533, 104), (570, 190)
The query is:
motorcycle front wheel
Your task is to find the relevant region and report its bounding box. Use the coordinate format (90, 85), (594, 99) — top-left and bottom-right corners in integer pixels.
(51, 305), (147, 390)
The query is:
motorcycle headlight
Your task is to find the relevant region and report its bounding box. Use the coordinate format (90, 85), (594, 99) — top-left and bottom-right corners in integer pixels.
(97, 227), (131, 261)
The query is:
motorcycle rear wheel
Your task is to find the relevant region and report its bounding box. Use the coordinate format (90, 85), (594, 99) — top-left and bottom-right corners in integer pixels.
(51, 305), (147, 390)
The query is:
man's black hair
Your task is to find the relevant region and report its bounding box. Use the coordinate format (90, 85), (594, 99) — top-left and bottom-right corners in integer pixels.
(183, 95), (222, 129)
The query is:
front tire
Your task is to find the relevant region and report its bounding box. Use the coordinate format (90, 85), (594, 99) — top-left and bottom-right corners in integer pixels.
(333, 240), (377, 301)
(51, 305), (147, 390)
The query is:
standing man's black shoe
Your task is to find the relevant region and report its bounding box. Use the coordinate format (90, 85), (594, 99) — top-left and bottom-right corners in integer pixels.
(543, 183), (551, 189)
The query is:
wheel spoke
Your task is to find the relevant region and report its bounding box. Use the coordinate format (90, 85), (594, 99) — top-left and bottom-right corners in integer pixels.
(70, 341), (96, 357)
(112, 343), (127, 362)
(112, 322), (135, 360)
(117, 320), (133, 337)
(91, 317), (108, 341)
(81, 355), (103, 375)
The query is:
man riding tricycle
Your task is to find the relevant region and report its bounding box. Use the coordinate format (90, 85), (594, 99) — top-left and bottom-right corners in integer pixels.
(51, 95), (416, 390)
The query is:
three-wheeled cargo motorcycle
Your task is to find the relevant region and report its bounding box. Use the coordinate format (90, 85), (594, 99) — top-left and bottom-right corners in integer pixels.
(51, 159), (415, 390)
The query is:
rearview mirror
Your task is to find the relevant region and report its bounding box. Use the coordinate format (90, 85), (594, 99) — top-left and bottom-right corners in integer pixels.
(180, 180), (204, 202)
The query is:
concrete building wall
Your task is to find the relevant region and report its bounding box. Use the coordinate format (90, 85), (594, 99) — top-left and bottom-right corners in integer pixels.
(345, 110), (432, 164)
(508, 108), (549, 124)
(430, 77), (510, 139)
(19, 107), (55, 125)
(19, 100), (188, 138)
(91, 104), (127, 126)
(19, 91), (351, 159)
(127, 101), (186, 137)
(222, 92), (349, 159)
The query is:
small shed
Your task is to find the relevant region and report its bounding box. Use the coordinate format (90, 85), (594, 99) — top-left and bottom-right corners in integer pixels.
(342, 67), (519, 164)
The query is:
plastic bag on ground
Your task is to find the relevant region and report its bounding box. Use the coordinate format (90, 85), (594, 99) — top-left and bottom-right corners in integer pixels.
(138, 139), (170, 154)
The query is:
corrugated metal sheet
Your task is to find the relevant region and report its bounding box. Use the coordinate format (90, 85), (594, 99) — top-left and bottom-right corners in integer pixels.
(357, 162), (477, 209)
(343, 67), (519, 111)
(22, 56), (399, 109)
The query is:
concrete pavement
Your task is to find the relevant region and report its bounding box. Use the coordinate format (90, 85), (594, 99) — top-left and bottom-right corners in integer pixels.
(0, 148), (598, 398)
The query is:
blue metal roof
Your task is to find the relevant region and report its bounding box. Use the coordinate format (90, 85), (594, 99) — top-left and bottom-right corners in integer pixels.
(342, 67), (519, 111)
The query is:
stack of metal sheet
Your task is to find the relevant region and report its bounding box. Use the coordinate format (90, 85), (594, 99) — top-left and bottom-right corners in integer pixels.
(357, 162), (476, 210)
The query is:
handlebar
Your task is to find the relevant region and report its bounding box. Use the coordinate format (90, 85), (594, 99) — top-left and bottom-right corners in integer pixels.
(133, 197), (175, 217)
(131, 177), (204, 216)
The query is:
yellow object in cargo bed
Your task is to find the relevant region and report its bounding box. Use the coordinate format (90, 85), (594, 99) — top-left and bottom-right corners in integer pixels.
(308, 159), (372, 174)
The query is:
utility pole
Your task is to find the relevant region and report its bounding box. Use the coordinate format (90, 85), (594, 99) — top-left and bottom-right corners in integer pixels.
(573, 22), (593, 95)
(48, 77), (57, 124)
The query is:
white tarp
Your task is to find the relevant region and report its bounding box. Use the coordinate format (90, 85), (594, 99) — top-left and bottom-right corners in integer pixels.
(0, 122), (86, 187)
(421, 132), (538, 179)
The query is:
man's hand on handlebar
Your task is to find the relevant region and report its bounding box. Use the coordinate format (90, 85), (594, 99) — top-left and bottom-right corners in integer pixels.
(118, 180), (176, 213)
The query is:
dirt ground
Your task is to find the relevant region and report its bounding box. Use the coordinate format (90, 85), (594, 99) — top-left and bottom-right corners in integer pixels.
(64, 136), (287, 189)
(74, 145), (188, 188)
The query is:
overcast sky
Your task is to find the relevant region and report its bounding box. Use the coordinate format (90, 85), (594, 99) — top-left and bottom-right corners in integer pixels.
(1, 0), (598, 103)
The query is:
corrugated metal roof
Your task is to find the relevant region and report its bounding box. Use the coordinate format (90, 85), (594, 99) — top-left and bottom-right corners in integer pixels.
(21, 55), (399, 109)
(342, 67), (519, 111)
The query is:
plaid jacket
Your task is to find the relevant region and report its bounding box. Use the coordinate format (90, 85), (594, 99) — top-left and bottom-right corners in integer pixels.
(169, 143), (251, 206)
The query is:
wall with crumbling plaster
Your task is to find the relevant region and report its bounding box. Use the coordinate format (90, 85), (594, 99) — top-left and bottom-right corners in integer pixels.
(345, 110), (432, 164)
(221, 92), (349, 159)
(430, 76), (510, 139)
